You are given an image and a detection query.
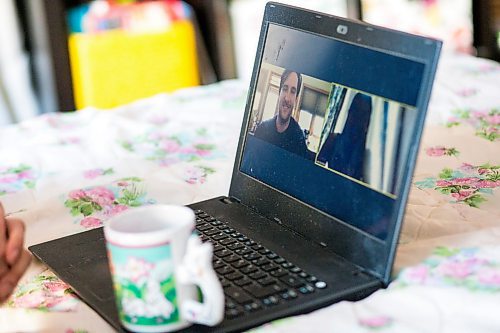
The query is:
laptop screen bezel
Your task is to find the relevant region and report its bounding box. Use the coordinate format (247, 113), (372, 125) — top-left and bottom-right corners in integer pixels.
(229, 2), (441, 284)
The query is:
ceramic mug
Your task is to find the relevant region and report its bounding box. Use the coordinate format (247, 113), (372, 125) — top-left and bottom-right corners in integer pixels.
(104, 205), (224, 332)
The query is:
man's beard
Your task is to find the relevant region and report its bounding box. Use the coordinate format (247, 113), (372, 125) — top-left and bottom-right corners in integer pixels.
(278, 102), (292, 124)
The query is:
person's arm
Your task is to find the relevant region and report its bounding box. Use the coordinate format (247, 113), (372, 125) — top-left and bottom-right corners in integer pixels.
(0, 202), (31, 302)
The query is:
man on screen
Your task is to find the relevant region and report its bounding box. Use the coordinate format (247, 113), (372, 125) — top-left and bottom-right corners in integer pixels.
(254, 70), (308, 158)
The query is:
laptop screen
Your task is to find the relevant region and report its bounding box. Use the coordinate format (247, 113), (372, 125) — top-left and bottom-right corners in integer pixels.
(240, 23), (425, 240)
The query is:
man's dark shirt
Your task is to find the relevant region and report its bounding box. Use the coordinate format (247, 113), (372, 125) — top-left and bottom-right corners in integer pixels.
(254, 115), (308, 158)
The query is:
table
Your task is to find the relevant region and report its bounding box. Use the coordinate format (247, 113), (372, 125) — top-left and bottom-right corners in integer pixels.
(1, 53), (499, 333)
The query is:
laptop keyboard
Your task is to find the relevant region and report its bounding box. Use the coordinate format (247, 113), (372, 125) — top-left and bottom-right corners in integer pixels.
(194, 210), (327, 320)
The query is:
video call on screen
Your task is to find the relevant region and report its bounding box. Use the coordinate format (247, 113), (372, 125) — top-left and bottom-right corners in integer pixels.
(240, 24), (425, 240)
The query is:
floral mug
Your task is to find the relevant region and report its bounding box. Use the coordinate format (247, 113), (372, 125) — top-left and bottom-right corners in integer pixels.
(104, 205), (224, 332)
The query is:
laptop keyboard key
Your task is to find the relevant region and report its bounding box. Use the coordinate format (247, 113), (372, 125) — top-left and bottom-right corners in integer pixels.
(280, 289), (298, 300)
(213, 259), (225, 269)
(261, 263), (279, 272)
(274, 257), (286, 264)
(225, 287), (253, 304)
(244, 302), (262, 312)
(248, 271), (267, 280)
(298, 285), (315, 294)
(231, 259), (249, 269)
(216, 265), (234, 276)
(262, 295), (280, 306)
(243, 252), (261, 261)
(223, 254), (241, 263)
(307, 276), (318, 283)
(234, 277), (252, 287)
(235, 247), (252, 256)
(280, 274), (306, 288)
(253, 258), (270, 266)
(243, 283), (284, 299)
(226, 308), (244, 319)
(240, 264), (258, 274)
(220, 238), (237, 246)
(215, 249), (232, 258)
(270, 268), (288, 277)
(226, 272), (244, 281)
(205, 229), (220, 236)
(227, 242), (244, 250)
(258, 276), (276, 286)
(213, 233), (228, 241)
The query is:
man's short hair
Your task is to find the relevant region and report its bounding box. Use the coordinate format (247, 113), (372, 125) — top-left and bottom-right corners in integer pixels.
(279, 70), (302, 97)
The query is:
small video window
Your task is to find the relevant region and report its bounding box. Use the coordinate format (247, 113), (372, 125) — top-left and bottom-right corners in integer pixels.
(316, 84), (417, 196)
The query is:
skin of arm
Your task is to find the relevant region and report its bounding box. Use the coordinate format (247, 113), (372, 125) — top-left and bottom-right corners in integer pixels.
(0, 202), (31, 302)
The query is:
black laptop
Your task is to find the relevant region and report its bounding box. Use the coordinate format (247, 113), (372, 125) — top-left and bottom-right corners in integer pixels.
(30, 2), (441, 332)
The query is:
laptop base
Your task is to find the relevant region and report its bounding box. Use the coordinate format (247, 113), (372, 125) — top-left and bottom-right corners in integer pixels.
(30, 196), (381, 333)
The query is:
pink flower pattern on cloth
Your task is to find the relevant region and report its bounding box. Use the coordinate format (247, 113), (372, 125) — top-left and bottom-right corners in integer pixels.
(396, 247), (500, 291)
(425, 146), (459, 157)
(0, 164), (38, 195)
(415, 163), (500, 207)
(446, 108), (499, 142)
(183, 165), (215, 184)
(358, 316), (393, 329)
(64, 177), (155, 229)
(120, 128), (222, 168)
(6, 270), (79, 312)
(83, 168), (114, 179)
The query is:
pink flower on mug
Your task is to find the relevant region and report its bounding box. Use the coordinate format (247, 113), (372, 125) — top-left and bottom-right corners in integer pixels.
(80, 217), (103, 228)
(125, 257), (154, 283)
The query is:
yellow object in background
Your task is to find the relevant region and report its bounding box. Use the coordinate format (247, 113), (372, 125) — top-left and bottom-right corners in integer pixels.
(69, 20), (199, 109)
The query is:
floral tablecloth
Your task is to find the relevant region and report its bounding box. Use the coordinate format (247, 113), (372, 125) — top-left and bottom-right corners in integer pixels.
(0, 52), (499, 333)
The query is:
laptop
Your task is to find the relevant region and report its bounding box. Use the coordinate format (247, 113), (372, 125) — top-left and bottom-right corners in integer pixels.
(29, 2), (441, 332)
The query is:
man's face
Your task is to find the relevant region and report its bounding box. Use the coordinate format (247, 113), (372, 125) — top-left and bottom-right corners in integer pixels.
(278, 72), (299, 123)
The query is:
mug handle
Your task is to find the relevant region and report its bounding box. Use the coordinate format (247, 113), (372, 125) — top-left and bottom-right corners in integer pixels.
(176, 235), (225, 326)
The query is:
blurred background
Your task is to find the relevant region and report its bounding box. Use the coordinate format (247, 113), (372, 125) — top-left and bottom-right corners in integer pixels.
(0, 0), (499, 125)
